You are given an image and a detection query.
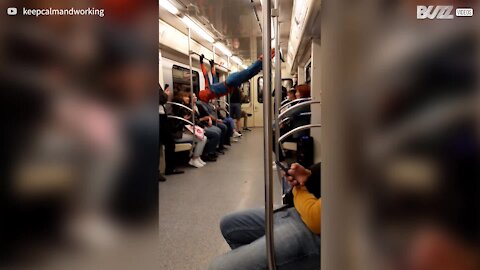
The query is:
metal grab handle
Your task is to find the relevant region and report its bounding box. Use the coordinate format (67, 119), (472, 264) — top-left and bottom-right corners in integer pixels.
(278, 100), (320, 119)
(190, 51), (231, 72)
(166, 102), (194, 112)
(279, 97), (312, 112)
(166, 115), (195, 126)
(277, 124), (322, 144)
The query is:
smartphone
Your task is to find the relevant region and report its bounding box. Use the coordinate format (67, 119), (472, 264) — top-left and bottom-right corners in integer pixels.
(275, 161), (290, 176)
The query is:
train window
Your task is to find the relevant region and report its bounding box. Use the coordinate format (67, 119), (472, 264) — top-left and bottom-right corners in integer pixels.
(172, 65), (200, 95)
(282, 79), (294, 90)
(241, 82), (251, 104)
(257, 77), (264, 103)
(257, 77), (294, 103)
(305, 61), (312, 83)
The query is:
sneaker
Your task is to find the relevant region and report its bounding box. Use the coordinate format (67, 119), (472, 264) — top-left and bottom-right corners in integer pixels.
(198, 158), (206, 166)
(233, 131), (242, 138)
(243, 127), (252, 131)
(189, 158), (204, 168)
(231, 138), (239, 142)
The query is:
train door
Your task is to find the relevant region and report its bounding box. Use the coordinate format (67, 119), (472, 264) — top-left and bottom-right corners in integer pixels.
(240, 81), (254, 128)
(253, 76), (294, 127)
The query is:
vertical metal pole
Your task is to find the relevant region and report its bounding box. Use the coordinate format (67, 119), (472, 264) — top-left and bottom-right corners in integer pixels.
(227, 56), (231, 111)
(273, 0), (283, 198)
(188, 28), (195, 129)
(262, 0), (276, 268)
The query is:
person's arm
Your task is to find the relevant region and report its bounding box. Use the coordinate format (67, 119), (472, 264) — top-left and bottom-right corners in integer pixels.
(286, 163), (321, 234)
(293, 187), (321, 235)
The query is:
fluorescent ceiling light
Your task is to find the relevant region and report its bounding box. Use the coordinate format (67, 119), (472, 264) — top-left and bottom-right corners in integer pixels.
(231, 56), (243, 66)
(181, 16), (215, 43)
(214, 42), (232, 57)
(159, 0), (179, 15)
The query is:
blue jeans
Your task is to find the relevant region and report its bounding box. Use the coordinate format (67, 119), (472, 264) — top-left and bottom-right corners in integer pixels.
(204, 126), (221, 154)
(223, 117), (235, 136)
(209, 208), (320, 270)
(210, 60), (263, 96)
(214, 121), (228, 148)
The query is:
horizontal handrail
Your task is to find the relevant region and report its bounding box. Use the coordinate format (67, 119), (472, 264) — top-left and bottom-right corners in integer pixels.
(280, 99), (290, 106)
(167, 115), (195, 126)
(278, 100), (320, 119)
(279, 97), (312, 112)
(277, 112), (311, 126)
(190, 51), (213, 62)
(277, 124), (321, 143)
(278, 117), (290, 126)
(167, 102), (193, 112)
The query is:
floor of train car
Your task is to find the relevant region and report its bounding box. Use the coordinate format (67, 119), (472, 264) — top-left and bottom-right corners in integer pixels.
(159, 128), (283, 270)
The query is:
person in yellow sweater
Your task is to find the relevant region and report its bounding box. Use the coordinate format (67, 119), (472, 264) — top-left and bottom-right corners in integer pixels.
(209, 163), (321, 270)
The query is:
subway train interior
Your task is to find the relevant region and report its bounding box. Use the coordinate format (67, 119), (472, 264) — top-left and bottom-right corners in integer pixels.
(159, 0), (321, 269)
(1, 0), (478, 269)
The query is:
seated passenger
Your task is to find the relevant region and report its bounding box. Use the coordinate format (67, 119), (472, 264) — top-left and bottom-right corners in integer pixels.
(209, 163), (321, 270)
(197, 98), (229, 153)
(279, 88), (297, 113)
(213, 100), (236, 145)
(273, 84), (312, 160)
(287, 88), (296, 101)
(190, 94), (221, 161)
(280, 84), (311, 139)
(170, 91), (208, 168)
(198, 50), (275, 102)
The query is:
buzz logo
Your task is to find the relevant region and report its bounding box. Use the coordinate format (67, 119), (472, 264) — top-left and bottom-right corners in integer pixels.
(417, 5), (454, 19)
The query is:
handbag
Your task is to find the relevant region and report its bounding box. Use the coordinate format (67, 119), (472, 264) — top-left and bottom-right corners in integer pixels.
(185, 125), (205, 140)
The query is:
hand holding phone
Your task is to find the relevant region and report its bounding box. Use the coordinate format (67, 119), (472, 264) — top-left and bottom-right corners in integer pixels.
(287, 163), (311, 186)
(275, 161), (290, 176)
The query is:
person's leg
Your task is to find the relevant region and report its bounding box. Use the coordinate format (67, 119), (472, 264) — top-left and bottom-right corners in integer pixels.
(220, 120), (232, 145)
(225, 60), (263, 88)
(203, 128), (220, 155)
(230, 103), (242, 134)
(174, 133), (193, 144)
(176, 133), (204, 167)
(214, 123), (227, 149)
(209, 208), (320, 270)
(164, 134), (177, 173)
(219, 208), (266, 250)
(193, 136), (207, 157)
(203, 53), (272, 101)
(201, 61), (212, 89)
(241, 111), (250, 130)
(210, 59), (218, 84)
(236, 118), (242, 133)
(223, 117), (235, 137)
(160, 116), (177, 173)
